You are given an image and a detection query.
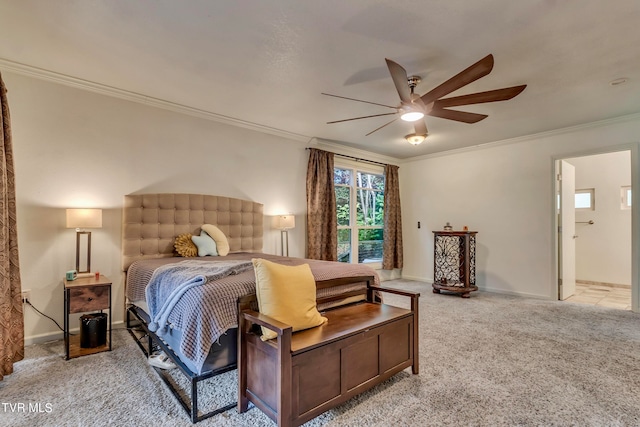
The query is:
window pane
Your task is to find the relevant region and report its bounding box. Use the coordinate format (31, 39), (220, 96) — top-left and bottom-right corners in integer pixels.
(334, 168), (351, 185)
(575, 193), (591, 208)
(338, 229), (351, 263)
(356, 189), (384, 226)
(357, 171), (384, 190)
(335, 186), (350, 226)
(575, 190), (593, 209)
(622, 186), (632, 209)
(358, 228), (383, 263)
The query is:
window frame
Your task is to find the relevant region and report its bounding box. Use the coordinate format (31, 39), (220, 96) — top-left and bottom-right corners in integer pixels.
(575, 188), (595, 211)
(334, 159), (384, 267)
(621, 185), (632, 210)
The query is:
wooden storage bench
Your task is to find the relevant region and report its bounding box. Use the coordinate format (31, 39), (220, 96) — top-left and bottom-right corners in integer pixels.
(238, 276), (420, 427)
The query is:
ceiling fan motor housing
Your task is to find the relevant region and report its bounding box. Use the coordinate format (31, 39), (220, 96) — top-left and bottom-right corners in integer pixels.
(407, 76), (421, 89)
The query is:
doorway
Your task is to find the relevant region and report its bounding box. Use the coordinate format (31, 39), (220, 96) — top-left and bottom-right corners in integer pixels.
(556, 150), (632, 310)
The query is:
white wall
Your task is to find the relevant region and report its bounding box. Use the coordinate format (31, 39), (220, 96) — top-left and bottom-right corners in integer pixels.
(4, 71), (311, 343)
(400, 118), (640, 300)
(8, 68), (640, 342)
(566, 151), (631, 285)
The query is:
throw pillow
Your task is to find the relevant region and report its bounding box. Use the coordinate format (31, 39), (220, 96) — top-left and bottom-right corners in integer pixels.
(174, 233), (198, 257)
(252, 258), (327, 341)
(191, 230), (218, 257)
(201, 224), (230, 256)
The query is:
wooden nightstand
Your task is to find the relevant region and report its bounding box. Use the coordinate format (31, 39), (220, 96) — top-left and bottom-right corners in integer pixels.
(63, 274), (112, 359)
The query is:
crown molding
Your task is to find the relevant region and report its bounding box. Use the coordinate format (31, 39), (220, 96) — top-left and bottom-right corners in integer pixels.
(5, 57), (638, 162)
(309, 137), (402, 166)
(400, 112), (640, 164)
(0, 58), (311, 143)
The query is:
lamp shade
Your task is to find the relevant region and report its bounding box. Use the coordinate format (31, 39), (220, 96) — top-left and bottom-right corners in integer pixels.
(275, 215), (295, 230)
(66, 209), (102, 229)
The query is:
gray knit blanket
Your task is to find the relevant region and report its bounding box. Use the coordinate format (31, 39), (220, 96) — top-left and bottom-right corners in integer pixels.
(145, 259), (253, 337)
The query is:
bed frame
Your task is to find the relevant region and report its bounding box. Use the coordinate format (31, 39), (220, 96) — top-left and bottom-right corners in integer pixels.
(122, 193), (264, 422)
(121, 193), (384, 423)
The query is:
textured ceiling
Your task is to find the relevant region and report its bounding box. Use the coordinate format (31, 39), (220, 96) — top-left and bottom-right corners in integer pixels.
(1, 1), (640, 159)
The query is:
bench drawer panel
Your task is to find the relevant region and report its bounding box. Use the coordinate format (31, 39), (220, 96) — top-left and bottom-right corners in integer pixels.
(380, 316), (412, 372)
(343, 335), (379, 391)
(296, 347), (341, 415)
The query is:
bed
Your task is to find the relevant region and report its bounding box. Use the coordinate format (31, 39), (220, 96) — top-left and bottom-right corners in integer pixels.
(122, 193), (379, 422)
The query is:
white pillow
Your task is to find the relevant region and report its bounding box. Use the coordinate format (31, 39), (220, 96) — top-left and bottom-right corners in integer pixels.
(201, 224), (230, 256)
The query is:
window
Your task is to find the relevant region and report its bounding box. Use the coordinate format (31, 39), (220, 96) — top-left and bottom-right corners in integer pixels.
(621, 186), (632, 210)
(575, 188), (595, 210)
(334, 166), (384, 264)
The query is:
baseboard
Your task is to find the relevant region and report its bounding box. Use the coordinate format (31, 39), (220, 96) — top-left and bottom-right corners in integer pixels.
(400, 275), (432, 284)
(399, 275), (553, 300)
(480, 286), (553, 300)
(377, 268), (403, 281)
(24, 320), (125, 346)
(576, 279), (631, 289)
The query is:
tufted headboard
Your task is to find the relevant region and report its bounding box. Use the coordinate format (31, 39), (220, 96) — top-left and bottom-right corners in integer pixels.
(122, 193), (263, 271)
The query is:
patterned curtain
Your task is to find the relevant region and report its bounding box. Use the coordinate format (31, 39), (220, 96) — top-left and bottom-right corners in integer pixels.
(306, 149), (337, 261)
(0, 72), (23, 381)
(382, 164), (403, 270)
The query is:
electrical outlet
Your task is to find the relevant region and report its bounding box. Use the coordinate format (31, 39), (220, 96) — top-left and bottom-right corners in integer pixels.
(21, 289), (31, 303)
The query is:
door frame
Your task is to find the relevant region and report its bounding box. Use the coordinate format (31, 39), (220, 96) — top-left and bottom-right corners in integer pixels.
(552, 143), (639, 312)
(557, 159), (576, 300)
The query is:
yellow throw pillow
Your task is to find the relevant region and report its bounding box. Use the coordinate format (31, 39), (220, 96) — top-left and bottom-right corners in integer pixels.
(201, 224), (230, 256)
(252, 258), (327, 341)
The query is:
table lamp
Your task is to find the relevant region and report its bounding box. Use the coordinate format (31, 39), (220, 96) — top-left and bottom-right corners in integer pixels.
(66, 208), (102, 273)
(275, 215), (295, 256)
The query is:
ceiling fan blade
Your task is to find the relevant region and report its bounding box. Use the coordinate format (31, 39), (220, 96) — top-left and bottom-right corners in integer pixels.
(366, 118), (398, 136)
(421, 54), (495, 105)
(435, 85), (527, 108)
(428, 107), (488, 123)
(385, 58), (412, 103)
(327, 112), (397, 124)
(321, 93), (398, 110)
(414, 119), (428, 136)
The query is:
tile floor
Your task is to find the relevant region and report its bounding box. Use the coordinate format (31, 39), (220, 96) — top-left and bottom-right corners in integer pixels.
(565, 281), (631, 310)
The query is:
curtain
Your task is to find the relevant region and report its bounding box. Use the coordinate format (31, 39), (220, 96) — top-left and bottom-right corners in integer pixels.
(306, 149), (337, 261)
(0, 72), (23, 381)
(382, 164), (403, 270)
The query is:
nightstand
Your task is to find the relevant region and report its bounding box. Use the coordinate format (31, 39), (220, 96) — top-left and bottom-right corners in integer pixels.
(63, 274), (112, 359)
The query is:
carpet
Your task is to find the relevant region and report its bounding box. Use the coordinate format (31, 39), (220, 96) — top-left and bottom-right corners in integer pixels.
(2, 279), (640, 426)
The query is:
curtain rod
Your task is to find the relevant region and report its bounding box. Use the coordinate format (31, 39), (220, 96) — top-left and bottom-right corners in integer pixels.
(306, 148), (388, 167)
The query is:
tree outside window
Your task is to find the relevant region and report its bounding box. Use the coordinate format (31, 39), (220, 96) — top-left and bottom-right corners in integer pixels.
(334, 167), (384, 264)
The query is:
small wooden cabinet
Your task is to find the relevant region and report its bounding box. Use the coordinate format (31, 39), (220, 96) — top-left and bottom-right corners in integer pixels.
(64, 275), (112, 359)
(433, 231), (478, 298)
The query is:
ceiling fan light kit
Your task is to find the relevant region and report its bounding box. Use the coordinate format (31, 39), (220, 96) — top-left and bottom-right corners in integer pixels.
(400, 111), (424, 122)
(323, 53), (526, 142)
(405, 133), (426, 145)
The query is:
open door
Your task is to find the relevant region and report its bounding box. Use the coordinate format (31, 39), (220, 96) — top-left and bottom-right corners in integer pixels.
(559, 160), (576, 300)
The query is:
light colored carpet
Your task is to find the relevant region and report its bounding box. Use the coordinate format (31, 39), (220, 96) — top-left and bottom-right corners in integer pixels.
(2, 279), (640, 427)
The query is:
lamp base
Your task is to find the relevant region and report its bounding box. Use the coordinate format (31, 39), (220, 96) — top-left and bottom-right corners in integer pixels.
(75, 230), (92, 273)
(280, 230), (289, 257)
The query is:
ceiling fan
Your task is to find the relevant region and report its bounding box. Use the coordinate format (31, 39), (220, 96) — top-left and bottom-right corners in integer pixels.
(323, 54), (526, 144)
